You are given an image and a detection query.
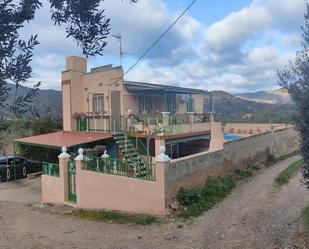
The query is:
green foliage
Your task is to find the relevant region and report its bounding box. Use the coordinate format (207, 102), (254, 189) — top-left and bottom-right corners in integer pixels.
(177, 152), (299, 219)
(177, 166), (263, 219)
(1, 0), (136, 118)
(303, 205), (309, 229)
(277, 4), (309, 187)
(266, 151), (298, 166)
(274, 159), (303, 186)
(178, 175), (237, 219)
(14, 117), (62, 162)
(68, 209), (160, 225)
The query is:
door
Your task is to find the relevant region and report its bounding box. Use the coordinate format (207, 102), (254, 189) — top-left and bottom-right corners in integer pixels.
(110, 91), (121, 131)
(77, 118), (87, 131)
(68, 160), (77, 203)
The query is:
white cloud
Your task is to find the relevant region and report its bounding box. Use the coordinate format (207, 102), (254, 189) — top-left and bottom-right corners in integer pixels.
(20, 0), (308, 93)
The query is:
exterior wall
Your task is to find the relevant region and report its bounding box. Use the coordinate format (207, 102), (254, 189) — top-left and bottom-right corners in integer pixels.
(75, 160), (166, 215)
(123, 94), (139, 114)
(193, 94), (204, 113)
(62, 83), (72, 131)
(83, 69), (124, 116)
(165, 127), (299, 202)
(41, 175), (64, 204)
(41, 127), (299, 214)
(41, 158), (69, 204)
(61, 56), (125, 131)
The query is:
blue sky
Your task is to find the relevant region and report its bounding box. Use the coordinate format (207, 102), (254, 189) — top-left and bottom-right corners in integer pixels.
(22, 0), (307, 93)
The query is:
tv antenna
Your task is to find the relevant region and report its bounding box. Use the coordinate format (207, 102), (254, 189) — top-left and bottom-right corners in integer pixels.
(111, 33), (125, 65)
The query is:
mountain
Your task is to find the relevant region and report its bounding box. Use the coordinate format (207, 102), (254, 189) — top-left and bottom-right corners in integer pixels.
(235, 89), (291, 105)
(206, 91), (294, 123)
(0, 84), (62, 119)
(0, 84), (293, 123)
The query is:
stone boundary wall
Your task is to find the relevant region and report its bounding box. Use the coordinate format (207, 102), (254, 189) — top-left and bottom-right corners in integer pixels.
(166, 127), (299, 202)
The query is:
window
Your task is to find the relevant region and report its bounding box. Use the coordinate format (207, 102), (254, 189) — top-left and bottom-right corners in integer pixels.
(187, 97), (194, 112)
(92, 95), (104, 113)
(167, 93), (176, 113)
(139, 96), (150, 113)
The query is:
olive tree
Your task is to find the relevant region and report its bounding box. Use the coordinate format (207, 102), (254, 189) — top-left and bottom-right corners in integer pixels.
(278, 3), (309, 187)
(0, 0), (136, 118)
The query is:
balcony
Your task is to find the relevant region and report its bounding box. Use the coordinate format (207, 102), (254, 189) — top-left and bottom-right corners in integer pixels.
(72, 112), (211, 136)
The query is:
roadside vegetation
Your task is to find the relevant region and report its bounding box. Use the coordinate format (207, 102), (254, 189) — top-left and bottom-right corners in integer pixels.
(274, 159), (303, 187)
(303, 205), (309, 229)
(177, 166), (260, 219)
(0, 116), (62, 162)
(303, 205), (309, 247)
(67, 209), (160, 226)
(266, 151), (299, 166)
(177, 152), (299, 219)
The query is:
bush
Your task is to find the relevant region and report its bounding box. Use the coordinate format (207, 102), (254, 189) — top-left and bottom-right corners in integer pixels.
(178, 176), (237, 219)
(69, 209), (160, 225)
(274, 159), (303, 186)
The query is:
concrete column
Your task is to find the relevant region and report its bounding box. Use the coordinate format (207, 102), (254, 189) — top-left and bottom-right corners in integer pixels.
(209, 112), (215, 123)
(187, 112), (195, 124)
(161, 112), (170, 127)
(155, 145), (171, 214)
(187, 112), (195, 132)
(58, 147), (71, 202)
(58, 157), (69, 202)
(155, 138), (166, 156)
(74, 148), (84, 207)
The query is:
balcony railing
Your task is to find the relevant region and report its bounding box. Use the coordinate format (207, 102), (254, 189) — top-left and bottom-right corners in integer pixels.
(82, 156), (156, 181)
(73, 112), (209, 135)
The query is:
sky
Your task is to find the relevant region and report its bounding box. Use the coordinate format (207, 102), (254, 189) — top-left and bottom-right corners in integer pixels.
(21, 0), (307, 93)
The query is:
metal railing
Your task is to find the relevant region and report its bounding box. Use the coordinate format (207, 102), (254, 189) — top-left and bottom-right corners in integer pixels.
(43, 162), (59, 177)
(82, 156), (156, 181)
(73, 113), (208, 133)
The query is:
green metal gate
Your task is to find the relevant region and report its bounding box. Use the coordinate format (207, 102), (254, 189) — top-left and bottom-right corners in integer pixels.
(68, 160), (77, 203)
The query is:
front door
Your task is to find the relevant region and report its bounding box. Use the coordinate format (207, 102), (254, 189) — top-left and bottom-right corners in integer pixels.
(68, 160), (77, 203)
(110, 91), (121, 131)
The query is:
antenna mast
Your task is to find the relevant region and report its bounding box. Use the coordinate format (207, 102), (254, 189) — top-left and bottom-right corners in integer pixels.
(111, 33), (123, 65)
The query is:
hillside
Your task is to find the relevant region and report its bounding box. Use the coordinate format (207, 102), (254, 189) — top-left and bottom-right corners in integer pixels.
(205, 91), (294, 123)
(0, 84), (294, 123)
(0, 84), (62, 119)
(235, 89), (291, 105)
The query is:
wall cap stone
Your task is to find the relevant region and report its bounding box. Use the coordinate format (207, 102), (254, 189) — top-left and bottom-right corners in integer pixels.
(155, 145), (170, 162)
(58, 146), (71, 159)
(75, 148), (84, 161)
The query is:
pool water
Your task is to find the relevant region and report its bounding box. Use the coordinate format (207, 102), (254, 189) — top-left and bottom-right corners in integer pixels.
(224, 134), (241, 141)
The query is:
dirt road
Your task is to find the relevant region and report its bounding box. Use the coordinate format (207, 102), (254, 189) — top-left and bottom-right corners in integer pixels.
(0, 155), (308, 249)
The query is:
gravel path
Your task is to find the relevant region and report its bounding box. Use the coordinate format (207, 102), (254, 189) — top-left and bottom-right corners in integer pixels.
(0, 155), (308, 249)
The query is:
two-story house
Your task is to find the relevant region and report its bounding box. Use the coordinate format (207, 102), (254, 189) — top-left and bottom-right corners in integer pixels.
(62, 56), (213, 159)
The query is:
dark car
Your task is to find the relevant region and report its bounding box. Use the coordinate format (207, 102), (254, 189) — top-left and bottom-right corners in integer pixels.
(0, 156), (42, 182)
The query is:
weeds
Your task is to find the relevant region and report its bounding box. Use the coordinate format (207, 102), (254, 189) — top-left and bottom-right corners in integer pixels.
(67, 209), (160, 225)
(266, 151), (299, 166)
(177, 166), (260, 219)
(303, 205), (309, 229)
(274, 159), (303, 186)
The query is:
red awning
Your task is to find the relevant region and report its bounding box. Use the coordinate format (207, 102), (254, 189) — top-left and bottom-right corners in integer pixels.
(14, 131), (113, 148)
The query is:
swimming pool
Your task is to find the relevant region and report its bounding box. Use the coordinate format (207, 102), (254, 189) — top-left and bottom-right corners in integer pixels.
(224, 134), (242, 141)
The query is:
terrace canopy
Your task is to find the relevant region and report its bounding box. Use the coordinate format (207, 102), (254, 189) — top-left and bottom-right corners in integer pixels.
(14, 131), (113, 149)
(124, 81), (208, 114)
